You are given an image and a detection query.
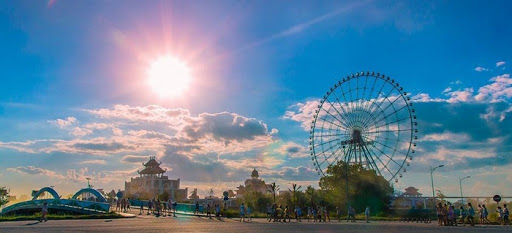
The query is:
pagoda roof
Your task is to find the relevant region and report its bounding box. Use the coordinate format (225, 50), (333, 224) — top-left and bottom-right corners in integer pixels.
(138, 156), (166, 174)
(143, 157), (161, 167)
(403, 186), (422, 196)
(138, 166), (166, 174)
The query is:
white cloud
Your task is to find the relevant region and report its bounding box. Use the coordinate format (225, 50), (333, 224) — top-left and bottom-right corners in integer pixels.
(7, 166), (65, 179)
(80, 160), (107, 165)
(283, 100), (320, 130)
(71, 127), (93, 137)
(419, 132), (470, 143)
(411, 93), (444, 103)
(475, 66), (488, 72)
(446, 88), (474, 103)
(496, 61), (506, 67)
(121, 155), (149, 163)
(442, 87), (452, 93)
(49, 117), (78, 128)
(474, 74), (512, 102)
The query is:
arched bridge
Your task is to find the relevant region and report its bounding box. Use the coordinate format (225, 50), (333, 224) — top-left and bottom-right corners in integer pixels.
(1, 187), (110, 215)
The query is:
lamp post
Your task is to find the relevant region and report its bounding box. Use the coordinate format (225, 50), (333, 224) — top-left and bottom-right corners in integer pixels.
(459, 176), (471, 206)
(86, 177), (91, 188)
(430, 165), (444, 207)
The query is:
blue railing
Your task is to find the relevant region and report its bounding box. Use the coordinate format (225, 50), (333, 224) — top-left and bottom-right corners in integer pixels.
(128, 200), (205, 214)
(1, 199), (110, 215)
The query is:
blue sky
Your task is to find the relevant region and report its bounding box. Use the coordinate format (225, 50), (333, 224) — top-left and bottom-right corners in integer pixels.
(1, 0), (511, 199)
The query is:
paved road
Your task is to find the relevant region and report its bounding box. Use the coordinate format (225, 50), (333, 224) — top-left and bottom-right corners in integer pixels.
(0, 215), (510, 233)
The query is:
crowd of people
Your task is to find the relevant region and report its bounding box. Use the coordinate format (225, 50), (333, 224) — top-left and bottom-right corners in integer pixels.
(115, 198), (131, 213)
(113, 199), (372, 224)
(436, 202), (510, 226)
(110, 198), (510, 226)
(258, 203), (370, 223)
(134, 198), (179, 217)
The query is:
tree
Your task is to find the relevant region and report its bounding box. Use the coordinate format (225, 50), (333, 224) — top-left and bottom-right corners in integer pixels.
(304, 186), (319, 207)
(267, 182), (280, 203)
(0, 187), (9, 207)
(319, 161), (393, 214)
(288, 183), (302, 208)
(242, 191), (272, 213)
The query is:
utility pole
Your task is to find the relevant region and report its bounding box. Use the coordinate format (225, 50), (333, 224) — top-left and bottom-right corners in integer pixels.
(430, 165), (444, 208)
(459, 176), (471, 206)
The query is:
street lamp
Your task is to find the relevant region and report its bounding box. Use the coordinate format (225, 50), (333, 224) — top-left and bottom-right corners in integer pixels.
(459, 176), (471, 206)
(86, 177), (91, 188)
(430, 165), (444, 206)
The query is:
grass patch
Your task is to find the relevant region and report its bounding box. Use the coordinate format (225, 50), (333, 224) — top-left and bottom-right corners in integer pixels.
(0, 212), (124, 222)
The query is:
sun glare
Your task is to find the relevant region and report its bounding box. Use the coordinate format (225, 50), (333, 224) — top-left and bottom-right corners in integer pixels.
(147, 56), (191, 98)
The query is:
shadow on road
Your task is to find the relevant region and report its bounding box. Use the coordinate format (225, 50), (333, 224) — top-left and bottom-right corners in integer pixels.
(25, 221), (41, 226)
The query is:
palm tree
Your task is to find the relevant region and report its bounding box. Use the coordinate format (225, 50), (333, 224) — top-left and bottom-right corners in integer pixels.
(289, 183), (302, 208)
(268, 182), (280, 203)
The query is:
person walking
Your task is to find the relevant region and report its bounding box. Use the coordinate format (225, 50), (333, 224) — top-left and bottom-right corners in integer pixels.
(336, 206), (342, 222)
(206, 204), (211, 219)
(307, 206), (312, 222)
(266, 203), (272, 222)
(195, 202), (200, 216)
(436, 203), (443, 226)
(503, 204), (510, 225)
(156, 199), (162, 217)
(172, 201), (178, 217)
(39, 202), (48, 222)
(477, 204), (484, 225)
(323, 205), (330, 222)
(497, 206), (504, 225)
(482, 204), (491, 225)
(167, 199), (172, 216)
(365, 206), (370, 223)
(467, 203), (475, 226)
(239, 203), (246, 222)
(247, 205), (252, 221)
(268, 204), (274, 222)
(147, 199), (152, 215)
(115, 199), (120, 212)
(215, 204), (221, 220)
(296, 206), (302, 222)
(284, 205), (290, 223)
(317, 206), (323, 222)
(448, 205), (456, 226)
(127, 198), (131, 212)
(272, 204), (278, 222)
(348, 206), (356, 222)
(280, 205), (286, 223)
(459, 205), (467, 226)
(139, 200), (144, 215)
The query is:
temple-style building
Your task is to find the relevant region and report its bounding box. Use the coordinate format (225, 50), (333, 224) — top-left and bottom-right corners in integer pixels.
(390, 186), (429, 209)
(235, 169), (271, 198)
(124, 157), (187, 201)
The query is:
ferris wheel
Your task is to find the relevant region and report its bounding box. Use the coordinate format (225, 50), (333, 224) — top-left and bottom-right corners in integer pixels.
(310, 71), (417, 183)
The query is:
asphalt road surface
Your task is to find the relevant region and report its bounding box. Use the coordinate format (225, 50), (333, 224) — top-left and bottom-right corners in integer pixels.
(0, 215), (510, 233)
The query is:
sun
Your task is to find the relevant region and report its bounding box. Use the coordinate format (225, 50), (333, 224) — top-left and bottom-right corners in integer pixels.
(147, 56), (191, 98)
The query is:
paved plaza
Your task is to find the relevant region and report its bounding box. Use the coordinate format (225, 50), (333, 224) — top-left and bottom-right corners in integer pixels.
(0, 215), (510, 233)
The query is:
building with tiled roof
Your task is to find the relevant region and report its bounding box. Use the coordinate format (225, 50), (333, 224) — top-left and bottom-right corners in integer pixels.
(124, 156), (187, 200)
